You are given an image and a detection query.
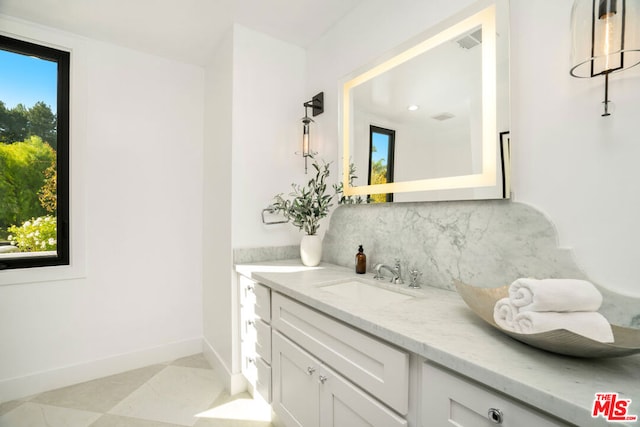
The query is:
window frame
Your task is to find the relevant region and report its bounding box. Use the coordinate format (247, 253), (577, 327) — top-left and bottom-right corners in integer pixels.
(0, 34), (70, 270)
(368, 125), (396, 203)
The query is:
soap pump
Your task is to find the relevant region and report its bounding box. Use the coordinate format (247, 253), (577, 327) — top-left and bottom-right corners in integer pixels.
(355, 245), (366, 274)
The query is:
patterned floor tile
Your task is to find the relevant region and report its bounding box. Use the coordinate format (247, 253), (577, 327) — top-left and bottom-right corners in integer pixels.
(90, 413), (186, 427)
(192, 392), (272, 427)
(169, 354), (212, 370)
(109, 365), (224, 426)
(30, 364), (165, 413)
(0, 402), (101, 427)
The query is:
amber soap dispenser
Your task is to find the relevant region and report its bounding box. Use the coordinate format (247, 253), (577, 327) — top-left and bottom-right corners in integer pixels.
(355, 245), (366, 274)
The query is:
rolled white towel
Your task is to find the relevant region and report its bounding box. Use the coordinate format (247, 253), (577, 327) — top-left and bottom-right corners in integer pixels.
(509, 278), (603, 312)
(514, 311), (614, 343)
(493, 297), (521, 332)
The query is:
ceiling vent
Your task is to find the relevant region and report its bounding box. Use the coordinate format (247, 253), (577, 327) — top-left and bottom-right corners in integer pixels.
(431, 112), (455, 121)
(456, 29), (483, 49)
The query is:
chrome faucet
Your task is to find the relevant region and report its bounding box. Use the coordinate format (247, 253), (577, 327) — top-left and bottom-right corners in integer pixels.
(373, 259), (403, 284)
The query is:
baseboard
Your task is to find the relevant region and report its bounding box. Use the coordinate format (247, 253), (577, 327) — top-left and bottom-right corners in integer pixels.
(0, 337), (202, 403)
(202, 337), (246, 395)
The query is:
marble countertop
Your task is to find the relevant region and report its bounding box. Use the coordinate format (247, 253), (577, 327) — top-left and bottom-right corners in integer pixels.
(235, 260), (640, 427)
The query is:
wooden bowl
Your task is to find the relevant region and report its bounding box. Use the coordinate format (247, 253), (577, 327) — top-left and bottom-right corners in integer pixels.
(454, 280), (640, 358)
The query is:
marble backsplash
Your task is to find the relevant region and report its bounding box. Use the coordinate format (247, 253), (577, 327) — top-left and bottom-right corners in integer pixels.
(233, 245), (299, 264)
(322, 199), (640, 328)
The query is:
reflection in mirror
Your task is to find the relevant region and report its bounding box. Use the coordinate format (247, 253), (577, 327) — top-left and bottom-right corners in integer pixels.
(342, 0), (509, 202)
(368, 126), (395, 203)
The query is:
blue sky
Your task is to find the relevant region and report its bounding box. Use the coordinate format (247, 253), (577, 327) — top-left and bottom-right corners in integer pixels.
(371, 132), (389, 164)
(0, 49), (57, 112)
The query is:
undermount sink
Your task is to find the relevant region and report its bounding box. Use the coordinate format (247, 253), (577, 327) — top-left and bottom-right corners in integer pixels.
(320, 280), (413, 308)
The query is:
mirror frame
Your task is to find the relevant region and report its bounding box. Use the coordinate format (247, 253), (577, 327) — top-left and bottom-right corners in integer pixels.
(341, 0), (507, 201)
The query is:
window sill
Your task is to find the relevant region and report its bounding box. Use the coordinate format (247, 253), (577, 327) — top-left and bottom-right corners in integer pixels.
(0, 252), (85, 286)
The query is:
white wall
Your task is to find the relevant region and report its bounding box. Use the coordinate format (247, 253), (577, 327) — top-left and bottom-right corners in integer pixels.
(0, 17), (205, 401)
(306, 0), (640, 295)
(510, 0), (640, 296)
(231, 25), (308, 249)
(202, 26), (235, 389)
(202, 24), (308, 390)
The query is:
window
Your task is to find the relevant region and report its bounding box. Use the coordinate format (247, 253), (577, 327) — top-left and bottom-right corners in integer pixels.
(0, 35), (70, 270)
(368, 125), (395, 203)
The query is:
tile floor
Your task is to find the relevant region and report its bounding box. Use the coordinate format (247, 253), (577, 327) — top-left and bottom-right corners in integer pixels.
(0, 354), (273, 427)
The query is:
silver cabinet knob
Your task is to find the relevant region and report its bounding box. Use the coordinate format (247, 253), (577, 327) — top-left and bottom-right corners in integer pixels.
(318, 375), (328, 384)
(247, 319), (255, 326)
(306, 366), (316, 375)
(488, 408), (503, 424)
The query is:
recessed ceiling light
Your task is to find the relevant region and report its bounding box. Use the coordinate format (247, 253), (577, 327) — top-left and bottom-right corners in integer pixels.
(407, 105), (420, 111)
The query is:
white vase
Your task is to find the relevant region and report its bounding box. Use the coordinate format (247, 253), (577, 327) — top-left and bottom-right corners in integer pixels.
(300, 234), (322, 267)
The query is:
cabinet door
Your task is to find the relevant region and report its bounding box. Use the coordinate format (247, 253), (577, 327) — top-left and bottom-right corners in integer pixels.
(320, 364), (407, 427)
(272, 292), (409, 414)
(272, 331), (321, 427)
(421, 362), (570, 427)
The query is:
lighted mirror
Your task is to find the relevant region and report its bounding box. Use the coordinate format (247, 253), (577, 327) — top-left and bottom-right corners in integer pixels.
(341, 0), (510, 202)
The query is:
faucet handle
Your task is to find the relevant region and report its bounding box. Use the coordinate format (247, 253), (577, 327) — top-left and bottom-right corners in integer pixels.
(409, 269), (422, 289)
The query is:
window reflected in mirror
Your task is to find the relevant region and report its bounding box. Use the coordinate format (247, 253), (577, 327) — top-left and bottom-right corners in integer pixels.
(368, 126), (395, 203)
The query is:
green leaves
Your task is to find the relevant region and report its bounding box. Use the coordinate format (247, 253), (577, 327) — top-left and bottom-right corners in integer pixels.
(0, 136), (55, 231)
(7, 215), (57, 252)
(333, 161), (366, 205)
(271, 157), (334, 235)
(271, 158), (367, 234)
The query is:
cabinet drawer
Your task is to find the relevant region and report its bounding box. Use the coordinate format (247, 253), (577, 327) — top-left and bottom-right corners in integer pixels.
(241, 318), (270, 363)
(242, 353), (257, 384)
(239, 275), (257, 307)
(421, 362), (570, 427)
(241, 312), (257, 342)
(239, 276), (271, 322)
(255, 318), (271, 363)
(272, 292), (409, 415)
(255, 356), (272, 403)
(254, 283), (271, 321)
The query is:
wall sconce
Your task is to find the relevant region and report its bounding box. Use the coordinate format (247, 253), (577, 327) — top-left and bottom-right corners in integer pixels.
(300, 92), (324, 173)
(570, 0), (640, 116)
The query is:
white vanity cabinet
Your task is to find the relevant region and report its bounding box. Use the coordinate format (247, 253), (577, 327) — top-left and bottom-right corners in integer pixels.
(239, 275), (272, 402)
(420, 362), (571, 427)
(271, 292), (408, 427)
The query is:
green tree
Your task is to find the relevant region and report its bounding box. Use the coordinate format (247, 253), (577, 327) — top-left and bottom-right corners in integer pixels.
(28, 101), (57, 149)
(0, 101), (57, 148)
(0, 102), (28, 143)
(0, 136), (55, 231)
(38, 158), (57, 213)
(370, 159), (388, 203)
